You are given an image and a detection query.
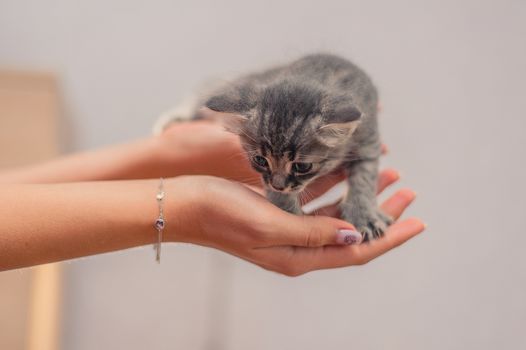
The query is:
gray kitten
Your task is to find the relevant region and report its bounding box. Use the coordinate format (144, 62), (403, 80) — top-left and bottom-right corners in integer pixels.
(159, 53), (392, 241)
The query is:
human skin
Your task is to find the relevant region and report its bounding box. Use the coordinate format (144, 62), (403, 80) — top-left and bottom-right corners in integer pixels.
(0, 121), (424, 274)
(0, 120), (255, 184)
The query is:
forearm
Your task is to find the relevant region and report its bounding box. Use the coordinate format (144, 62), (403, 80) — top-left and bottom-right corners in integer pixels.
(0, 121), (258, 185)
(0, 137), (163, 184)
(0, 179), (186, 271)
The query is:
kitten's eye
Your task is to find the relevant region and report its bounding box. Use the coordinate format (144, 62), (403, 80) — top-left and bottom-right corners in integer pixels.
(253, 155), (269, 168)
(292, 162), (313, 174)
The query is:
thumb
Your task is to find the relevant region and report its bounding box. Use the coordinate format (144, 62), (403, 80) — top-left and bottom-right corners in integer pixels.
(269, 214), (362, 247)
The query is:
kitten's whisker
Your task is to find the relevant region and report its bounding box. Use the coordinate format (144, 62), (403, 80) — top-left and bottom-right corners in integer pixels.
(300, 187), (316, 205)
(225, 151), (250, 163)
(238, 129), (257, 143)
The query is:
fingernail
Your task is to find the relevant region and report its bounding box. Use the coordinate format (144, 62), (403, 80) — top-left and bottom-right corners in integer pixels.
(336, 229), (363, 245)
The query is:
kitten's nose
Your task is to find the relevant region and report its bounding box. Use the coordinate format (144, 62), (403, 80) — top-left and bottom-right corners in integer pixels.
(270, 176), (287, 191)
(271, 184), (286, 191)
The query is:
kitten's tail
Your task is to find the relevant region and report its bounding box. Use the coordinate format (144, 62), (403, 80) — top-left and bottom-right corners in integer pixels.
(152, 77), (232, 135)
(152, 94), (201, 135)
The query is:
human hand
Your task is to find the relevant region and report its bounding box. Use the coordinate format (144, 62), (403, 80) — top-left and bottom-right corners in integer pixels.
(155, 118), (389, 203)
(165, 175), (424, 276)
(155, 119), (258, 183)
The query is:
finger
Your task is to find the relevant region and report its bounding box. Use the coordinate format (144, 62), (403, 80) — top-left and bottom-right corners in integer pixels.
(303, 170), (346, 200)
(304, 168), (399, 216)
(377, 168), (400, 194)
(306, 161), (392, 200)
(302, 168), (399, 212)
(302, 187), (416, 246)
(353, 218), (425, 264)
(274, 217), (425, 274)
(263, 214), (362, 248)
(312, 204), (340, 217)
(380, 188), (416, 220)
(381, 143), (388, 155)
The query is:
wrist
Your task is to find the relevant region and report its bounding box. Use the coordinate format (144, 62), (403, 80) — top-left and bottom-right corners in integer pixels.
(161, 176), (205, 244)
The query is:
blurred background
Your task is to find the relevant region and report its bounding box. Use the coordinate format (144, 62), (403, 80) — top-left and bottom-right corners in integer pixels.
(0, 0), (525, 349)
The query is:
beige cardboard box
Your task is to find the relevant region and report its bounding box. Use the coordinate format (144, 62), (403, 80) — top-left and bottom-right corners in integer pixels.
(0, 70), (62, 350)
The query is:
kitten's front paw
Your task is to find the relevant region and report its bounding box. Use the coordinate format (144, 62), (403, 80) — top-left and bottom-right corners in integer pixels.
(266, 191), (303, 216)
(282, 205), (304, 215)
(342, 208), (393, 242)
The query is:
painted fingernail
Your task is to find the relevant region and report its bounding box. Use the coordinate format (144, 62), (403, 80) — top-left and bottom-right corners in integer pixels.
(336, 229), (363, 245)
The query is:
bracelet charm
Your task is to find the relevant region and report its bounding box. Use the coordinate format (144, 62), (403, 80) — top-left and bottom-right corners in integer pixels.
(154, 178), (165, 263)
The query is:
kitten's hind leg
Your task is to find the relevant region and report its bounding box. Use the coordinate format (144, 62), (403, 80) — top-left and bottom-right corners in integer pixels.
(340, 158), (393, 241)
(266, 191), (303, 215)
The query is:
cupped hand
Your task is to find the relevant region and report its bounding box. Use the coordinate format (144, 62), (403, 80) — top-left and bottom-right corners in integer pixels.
(166, 175), (424, 276)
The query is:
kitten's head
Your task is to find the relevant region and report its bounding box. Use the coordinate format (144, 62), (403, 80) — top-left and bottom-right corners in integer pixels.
(206, 81), (362, 193)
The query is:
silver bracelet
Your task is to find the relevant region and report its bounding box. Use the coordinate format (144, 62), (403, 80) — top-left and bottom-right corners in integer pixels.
(154, 178), (165, 263)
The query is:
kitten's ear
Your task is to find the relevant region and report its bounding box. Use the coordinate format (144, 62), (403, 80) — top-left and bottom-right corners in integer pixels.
(325, 105), (362, 124)
(221, 114), (249, 135)
(205, 84), (257, 114)
(317, 121), (360, 147)
(318, 105), (362, 147)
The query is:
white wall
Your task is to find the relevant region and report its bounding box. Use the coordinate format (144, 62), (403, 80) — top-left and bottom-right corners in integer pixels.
(1, 1), (525, 349)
